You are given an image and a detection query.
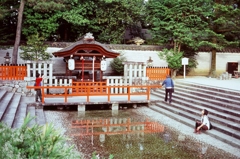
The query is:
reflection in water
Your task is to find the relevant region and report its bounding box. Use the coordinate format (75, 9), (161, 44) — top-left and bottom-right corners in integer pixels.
(45, 110), (237, 159)
(71, 118), (164, 137)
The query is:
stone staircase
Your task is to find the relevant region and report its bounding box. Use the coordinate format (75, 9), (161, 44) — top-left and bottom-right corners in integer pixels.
(150, 80), (240, 149)
(0, 89), (46, 128)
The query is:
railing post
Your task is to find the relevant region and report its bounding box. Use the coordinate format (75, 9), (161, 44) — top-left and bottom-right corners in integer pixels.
(108, 86), (110, 102)
(87, 86), (90, 102)
(128, 86), (130, 101)
(64, 87), (67, 102)
(41, 87), (45, 103)
(147, 86), (150, 100)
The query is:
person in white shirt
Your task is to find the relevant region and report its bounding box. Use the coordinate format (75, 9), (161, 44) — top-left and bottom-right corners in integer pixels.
(194, 109), (210, 134)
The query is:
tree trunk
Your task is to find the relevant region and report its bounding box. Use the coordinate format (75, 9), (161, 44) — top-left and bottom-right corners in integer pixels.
(209, 38), (217, 77)
(171, 69), (177, 79)
(12, 0), (25, 64)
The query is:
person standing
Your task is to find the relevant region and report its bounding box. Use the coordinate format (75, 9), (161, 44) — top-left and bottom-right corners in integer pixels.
(35, 73), (43, 102)
(194, 109), (210, 134)
(162, 75), (174, 104)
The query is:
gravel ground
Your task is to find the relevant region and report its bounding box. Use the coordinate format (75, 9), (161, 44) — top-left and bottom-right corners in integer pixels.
(44, 110), (86, 158)
(44, 107), (240, 159)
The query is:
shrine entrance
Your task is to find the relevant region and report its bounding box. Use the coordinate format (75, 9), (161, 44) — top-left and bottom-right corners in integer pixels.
(52, 33), (120, 81)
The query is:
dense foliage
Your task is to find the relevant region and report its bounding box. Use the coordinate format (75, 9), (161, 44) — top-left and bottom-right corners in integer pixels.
(0, 0), (239, 71)
(0, 0), (145, 43)
(146, 0), (240, 76)
(0, 114), (80, 159)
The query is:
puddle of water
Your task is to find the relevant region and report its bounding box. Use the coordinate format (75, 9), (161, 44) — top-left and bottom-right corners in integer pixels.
(45, 109), (237, 159)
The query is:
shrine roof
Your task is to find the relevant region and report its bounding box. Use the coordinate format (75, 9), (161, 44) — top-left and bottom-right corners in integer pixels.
(52, 39), (120, 58)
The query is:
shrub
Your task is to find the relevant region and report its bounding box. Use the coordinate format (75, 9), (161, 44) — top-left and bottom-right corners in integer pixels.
(0, 114), (80, 159)
(110, 54), (127, 75)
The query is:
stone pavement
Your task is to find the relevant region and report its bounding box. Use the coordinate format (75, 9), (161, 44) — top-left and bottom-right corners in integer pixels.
(175, 76), (240, 91)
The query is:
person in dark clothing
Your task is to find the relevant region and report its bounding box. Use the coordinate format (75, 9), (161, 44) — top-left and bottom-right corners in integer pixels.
(35, 73), (43, 102)
(162, 75), (174, 104)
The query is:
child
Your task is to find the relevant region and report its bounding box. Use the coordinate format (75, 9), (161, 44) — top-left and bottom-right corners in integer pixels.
(35, 73), (44, 102)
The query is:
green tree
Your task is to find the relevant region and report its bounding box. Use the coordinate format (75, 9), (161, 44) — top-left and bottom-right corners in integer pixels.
(146, 0), (209, 77)
(20, 34), (52, 61)
(0, 0), (8, 20)
(0, 0), (18, 45)
(12, 0), (25, 64)
(110, 53), (126, 75)
(95, 0), (144, 43)
(199, 0), (240, 77)
(0, 0), (7, 44)
(12, 0), (70, 64)
(146, 0), (240, 77)
(146, 0), (211, 52)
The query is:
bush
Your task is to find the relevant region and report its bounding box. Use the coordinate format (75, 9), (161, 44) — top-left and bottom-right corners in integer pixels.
(158, 49), (183, 69)
(110, 54), (127, 75)
(0, 114), (80, 159)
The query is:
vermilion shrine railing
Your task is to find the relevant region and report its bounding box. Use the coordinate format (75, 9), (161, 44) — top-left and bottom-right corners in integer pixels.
(146, 67), (170, 81)
(72, 81), (107, 93)
(71, 118), (164, 137)
(27, 83), (162, 103)
(0, 64), (27, 80)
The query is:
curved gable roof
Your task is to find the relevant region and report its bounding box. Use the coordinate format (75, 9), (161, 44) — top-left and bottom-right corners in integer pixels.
(52, 39), (120, 58)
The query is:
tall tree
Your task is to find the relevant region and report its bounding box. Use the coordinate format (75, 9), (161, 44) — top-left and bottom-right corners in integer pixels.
(0, 0), (8, 20)
(146, 0), (211, 77)
(12, 0), (25, 64)
(146, 0), (212, 53)
(12, 0), (70, 64)
(146, 0), (240, 77)
(0, 0), (17, 45)
(200, 0), (240, 77)
(95, 0), (144, 43)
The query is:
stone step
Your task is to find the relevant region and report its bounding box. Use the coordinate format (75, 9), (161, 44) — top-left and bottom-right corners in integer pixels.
(175, 85), (240, 105)
(35, 107), (46, 126)
(0, 89), (7, 100)
(149, 105), (240, 149)
(151, 81), (240, 149)
(12, 96), (29, 128)
(1, 93), (21, 127)
(151, 90), (240, 134)
(0, 92), (14, 120)
(155, 101), (240, 139)
(26, 106), (36, 127)
(153, 89), (240, 117)
(0, 90), (47, 128)
(176, 83), (240, 99)
(175, 81), (240, 96)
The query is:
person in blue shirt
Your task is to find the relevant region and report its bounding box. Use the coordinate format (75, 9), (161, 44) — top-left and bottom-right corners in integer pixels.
(162, 75), (174, 104)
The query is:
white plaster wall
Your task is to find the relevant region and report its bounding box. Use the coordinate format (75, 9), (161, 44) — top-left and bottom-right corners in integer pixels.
(1, 48), (240, 76)
(188, 52), (240, 76)
(117, 50), (168, 67)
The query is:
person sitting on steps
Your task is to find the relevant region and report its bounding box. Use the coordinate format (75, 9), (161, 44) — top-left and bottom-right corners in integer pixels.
(194, 109), (211, 134)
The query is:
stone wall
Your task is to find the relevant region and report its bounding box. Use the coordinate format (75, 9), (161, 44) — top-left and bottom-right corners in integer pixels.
(0, 80), (35, 96)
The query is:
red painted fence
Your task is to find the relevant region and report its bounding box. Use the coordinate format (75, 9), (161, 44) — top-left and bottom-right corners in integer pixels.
(0, 64), (27, 80)
(146, 67), (170, 81)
